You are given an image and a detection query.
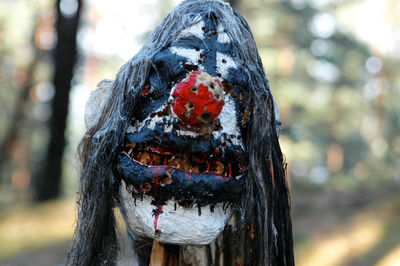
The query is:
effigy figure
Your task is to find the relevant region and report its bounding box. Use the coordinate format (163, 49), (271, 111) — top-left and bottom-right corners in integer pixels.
(67, 0), (294, 265)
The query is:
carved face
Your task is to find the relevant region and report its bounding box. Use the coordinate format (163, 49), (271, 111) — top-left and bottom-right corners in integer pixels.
(114, 15), (251, 245)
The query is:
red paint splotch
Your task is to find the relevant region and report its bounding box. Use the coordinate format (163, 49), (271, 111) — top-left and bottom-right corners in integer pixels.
(153, 205), (164, 232)
(171, 71), (224, 128)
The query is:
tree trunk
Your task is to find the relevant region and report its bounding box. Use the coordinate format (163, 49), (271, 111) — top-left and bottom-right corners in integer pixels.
(35, 0), (82, 201)
(0, 51), (40, 177)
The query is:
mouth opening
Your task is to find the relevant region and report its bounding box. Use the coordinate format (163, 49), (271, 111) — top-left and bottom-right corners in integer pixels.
(121, 141), (244, 178)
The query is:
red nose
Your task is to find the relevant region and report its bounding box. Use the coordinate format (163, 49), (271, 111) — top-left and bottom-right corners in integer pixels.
(171, 71), (225, 129)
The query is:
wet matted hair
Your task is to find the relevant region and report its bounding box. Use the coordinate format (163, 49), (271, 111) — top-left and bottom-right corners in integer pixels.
(67, 0), (294, 265)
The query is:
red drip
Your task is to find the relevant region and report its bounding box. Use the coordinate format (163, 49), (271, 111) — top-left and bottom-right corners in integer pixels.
(149, 145), (172, 155)
(153, 205), (163, 231)
(153, 175), (159, 183)
(141, 86), (150, 96)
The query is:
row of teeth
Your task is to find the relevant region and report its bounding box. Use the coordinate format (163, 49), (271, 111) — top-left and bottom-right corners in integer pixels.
(123, 145), (241, 178)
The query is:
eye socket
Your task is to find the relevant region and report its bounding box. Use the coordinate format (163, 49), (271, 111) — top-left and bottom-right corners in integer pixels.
(184, 64), (198, 71)
(156, 60), (164, 68)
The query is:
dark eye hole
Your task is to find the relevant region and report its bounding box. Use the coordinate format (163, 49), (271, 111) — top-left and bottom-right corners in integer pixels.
(184, 64), (198, 71)
(156, 60), (164, 68)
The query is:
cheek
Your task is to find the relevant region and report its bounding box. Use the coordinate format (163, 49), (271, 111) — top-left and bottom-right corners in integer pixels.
(212, 95), (241, 144)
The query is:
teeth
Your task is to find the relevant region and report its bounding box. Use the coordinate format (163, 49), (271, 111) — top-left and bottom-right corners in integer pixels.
(169, 156), (177, 167)
(140, 152), (150, 164)
(126, 142), (136, 148)
(215, 161), (224, 174)
(152, 154), (161, 165)
(124, 146), (241, 177)
(181, 157), (191, 172)
(192, 165), (200, 173)
(160, 177), (172, 186)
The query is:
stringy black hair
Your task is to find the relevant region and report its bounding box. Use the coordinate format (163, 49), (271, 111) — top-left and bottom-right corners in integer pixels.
(67, 0), (293, 265)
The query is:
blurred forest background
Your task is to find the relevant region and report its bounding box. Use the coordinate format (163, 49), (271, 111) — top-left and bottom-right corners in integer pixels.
(0, 0), (399, 265)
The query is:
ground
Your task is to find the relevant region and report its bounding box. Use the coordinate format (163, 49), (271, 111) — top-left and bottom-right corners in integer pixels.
(1, 183), (399, 266)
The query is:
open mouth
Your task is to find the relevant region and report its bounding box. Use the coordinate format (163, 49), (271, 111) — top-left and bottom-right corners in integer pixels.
(114, 137), (246, 206)
(121, 141), (244, 178)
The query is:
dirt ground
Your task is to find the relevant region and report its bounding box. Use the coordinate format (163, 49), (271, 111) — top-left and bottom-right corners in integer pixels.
(1, 182), (399, 266)
(0, 241), (69, 266)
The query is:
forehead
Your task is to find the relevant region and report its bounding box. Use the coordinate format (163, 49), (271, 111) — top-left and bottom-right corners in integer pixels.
(152, 15), (248, 93)
(134, 15), (249, 123)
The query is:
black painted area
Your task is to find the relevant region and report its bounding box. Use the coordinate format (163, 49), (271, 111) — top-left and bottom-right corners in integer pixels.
(114, 154), (244, 206)
(118, 15), (253, 212)
(125, 123), (247, 166)
(132, 15), (249, 128)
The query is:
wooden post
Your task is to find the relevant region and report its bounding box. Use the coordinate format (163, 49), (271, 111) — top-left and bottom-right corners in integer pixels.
(150, 240), (180, 266)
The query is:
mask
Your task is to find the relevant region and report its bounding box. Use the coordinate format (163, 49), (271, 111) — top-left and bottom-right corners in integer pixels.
(70, 1), (293, 265)
(115, 14), (250, 244)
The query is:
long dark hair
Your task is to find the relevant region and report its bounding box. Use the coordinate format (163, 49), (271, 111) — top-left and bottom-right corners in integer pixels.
(67, 1), (294, 265)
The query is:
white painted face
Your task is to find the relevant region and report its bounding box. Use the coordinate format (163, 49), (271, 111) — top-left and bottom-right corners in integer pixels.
(114, 18), (250, 245)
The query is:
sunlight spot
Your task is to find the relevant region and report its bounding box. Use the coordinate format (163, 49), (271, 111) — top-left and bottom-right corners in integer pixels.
(298, 217), (384, 266)
(307, 60), (340, 83)
(365, 56), (383, 74)
(363, 78), (385, 100)
(60, 0), (78, 18)
(310, 39), (329, 57)
(309, 165), (330, 184)
(308, 13), (336, 39)
(376, 245), (400, 266)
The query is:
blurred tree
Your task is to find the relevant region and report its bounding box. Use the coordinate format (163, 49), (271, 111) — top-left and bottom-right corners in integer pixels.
(237, 0), (400, 186)
(0, 2), (55, 206)
(0, 25), (40, 176)
(35, 0), (82, 201)
(229, 0), (240, 9)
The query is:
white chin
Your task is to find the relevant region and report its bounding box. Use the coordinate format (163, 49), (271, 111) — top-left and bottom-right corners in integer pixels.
(119, 180), (232, 245)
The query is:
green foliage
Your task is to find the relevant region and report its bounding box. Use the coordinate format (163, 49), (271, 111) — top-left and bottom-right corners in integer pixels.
(241, 0), (400, 185)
